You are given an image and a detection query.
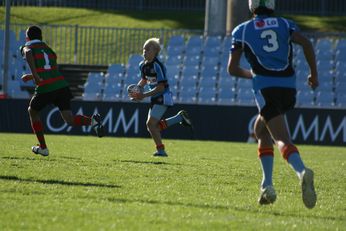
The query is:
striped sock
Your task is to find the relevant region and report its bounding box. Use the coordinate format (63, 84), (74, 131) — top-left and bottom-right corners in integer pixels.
(159, 120), (168, 131)
(258, 147), (274, 188)
(31, 121), (47, 149)
(73, 115), (92, 126)
(281, 144), (305, 176)
(156, 144), (165, 154)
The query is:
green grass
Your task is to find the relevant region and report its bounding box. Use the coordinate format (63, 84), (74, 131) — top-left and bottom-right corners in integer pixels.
(1, 7), (346, 32)
(0, 7), (205, 30)
(0, 133), (345, 230)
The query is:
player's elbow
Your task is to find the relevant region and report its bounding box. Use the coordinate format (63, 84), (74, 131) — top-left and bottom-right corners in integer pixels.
(228, 65), (237, 76)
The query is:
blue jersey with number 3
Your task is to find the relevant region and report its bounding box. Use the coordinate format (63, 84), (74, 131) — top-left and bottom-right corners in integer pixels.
(231, 16), (299, 90)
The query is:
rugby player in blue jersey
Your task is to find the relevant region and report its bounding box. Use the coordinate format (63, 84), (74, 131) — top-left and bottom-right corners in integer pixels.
(228, 0), (318, 208)
(129, 38), (192, 157)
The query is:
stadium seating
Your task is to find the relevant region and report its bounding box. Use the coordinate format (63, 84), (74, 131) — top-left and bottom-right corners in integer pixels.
(127, 54), (143, 68)
(315, 91), (335, 107)
(198, 87), (217, 104)
(6, 80), (30, 99)
(296, 90), (315, 107)
(107, 64), (125, 76)
(1, 28), (345, 110)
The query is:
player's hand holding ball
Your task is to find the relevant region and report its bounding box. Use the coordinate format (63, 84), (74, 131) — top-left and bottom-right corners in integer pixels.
(127, 84), (144, 101)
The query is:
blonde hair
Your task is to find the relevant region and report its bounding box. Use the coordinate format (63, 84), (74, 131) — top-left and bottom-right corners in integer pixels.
(144, 38), (161, 54)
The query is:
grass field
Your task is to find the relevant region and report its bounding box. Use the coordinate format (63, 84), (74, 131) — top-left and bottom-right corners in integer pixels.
(0, 133), (345, 230)
(1, 7), (346, 32)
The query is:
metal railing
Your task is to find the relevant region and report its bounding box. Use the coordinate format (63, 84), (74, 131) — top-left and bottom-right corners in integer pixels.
(7, 24), (202, 65)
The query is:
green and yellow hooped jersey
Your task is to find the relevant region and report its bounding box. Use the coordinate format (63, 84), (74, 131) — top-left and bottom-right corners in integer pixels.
(25, 40), (68, 94)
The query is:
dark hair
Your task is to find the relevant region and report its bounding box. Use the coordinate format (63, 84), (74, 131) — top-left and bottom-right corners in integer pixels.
(26, 25), (42, 40)
(253, 6), (274, 15)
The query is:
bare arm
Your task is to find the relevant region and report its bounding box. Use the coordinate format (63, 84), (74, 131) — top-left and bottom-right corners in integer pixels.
(227, 48), (252, 79)
(291, 31), (319, 89)
(23, 47), (42, 85)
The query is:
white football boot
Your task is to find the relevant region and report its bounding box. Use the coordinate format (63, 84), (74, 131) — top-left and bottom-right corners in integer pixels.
(32, 145), (49, 156)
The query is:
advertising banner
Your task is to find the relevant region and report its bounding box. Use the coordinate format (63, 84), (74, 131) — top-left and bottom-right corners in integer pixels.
(0, 99), (345, 146)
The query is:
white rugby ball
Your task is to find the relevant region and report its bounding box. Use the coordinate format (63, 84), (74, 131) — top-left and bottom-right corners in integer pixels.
(127, 84), (143, 94)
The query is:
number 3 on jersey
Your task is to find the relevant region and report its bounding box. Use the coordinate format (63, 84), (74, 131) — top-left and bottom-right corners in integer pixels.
(261, 29), (279, 52)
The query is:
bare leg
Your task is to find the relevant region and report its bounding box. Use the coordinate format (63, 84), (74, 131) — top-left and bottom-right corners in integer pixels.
(264, 114), (292, 151)
(254, 115), (275, 188)
(28, 106), (47, 149)
(146, 116), (162, 147)
(60, 110), (75, 126)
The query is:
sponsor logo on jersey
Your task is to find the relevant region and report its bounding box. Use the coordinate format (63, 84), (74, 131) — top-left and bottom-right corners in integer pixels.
(254, 18), (278, 30)
(146, 76), (157, 84)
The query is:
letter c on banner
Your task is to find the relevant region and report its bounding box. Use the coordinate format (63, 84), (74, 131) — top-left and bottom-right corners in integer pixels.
(46, 107), (68, 132)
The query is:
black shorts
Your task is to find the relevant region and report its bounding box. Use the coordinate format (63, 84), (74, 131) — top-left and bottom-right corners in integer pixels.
(29, 87), (73, 111)
(257, 87), (296, 122)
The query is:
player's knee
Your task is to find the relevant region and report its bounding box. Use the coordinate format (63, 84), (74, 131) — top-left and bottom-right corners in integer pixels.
(146, 119), (157, 132)
(62, 115), (74, 126)
(28, 106), (37, 116)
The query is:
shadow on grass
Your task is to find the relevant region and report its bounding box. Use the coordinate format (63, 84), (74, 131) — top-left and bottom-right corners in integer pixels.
(106, 197), (345, 221)
(1, 156), (57, 161)
(0, 175), (120, 188)
(115, 159), (182, 166)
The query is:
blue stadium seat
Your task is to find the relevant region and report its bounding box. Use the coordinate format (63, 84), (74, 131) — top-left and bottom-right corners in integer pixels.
(200, 66), (218, 79)
(183, 55), (201, 66)
(198, 87), (217, 104)
(82, 92), (101, 101)
(104, 73), (123, 87)
(236, 88), (255, 105)
(218, 76), (235, 90)
(166, 45), (185, 56)
(335, 50), (346, 63)
(107, 64), (125, 75)
(203, 36), (222, 57)
(166, 64), (181, 79)
(124, 67), (140, 85)
(86, 72), (104, 85)
(199, 76), (217, 89)
(236, 78), (252, 90)
(336, 39), (346, 49)
(179, 75), (198, 88)
(127, 54), (143, 68)
(7, 80), (30, 99)
(185, 35), (203, 56)
(296, 90), (315, 107)
(217, 88), (235, 105)
(315, 91), (335, 107)
(201, 56), (220, 68)
(335, 92), (346, 108)
(178, 86), (197, 104)
(166, 55), (183, 66)
(181, 65), (199, 78)
(167, 35), (185, 47)
(315, 38), (333, 52)
(222, 36), (232, 51)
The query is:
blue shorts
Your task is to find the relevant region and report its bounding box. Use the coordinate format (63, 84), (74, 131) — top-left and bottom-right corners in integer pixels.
(148, 104), (168, 120)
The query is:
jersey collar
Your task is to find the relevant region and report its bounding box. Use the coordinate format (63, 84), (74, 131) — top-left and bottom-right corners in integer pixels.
(25, 39), (42, 46)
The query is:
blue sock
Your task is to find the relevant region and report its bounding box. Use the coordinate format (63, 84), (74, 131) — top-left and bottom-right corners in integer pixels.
(165, 114), (183, 127)
(260, 156), (274, 188)
(287, 152), (305, 175)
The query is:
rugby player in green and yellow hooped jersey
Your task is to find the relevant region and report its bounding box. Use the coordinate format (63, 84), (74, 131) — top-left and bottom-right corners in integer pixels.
(21, 25), (105, 156)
